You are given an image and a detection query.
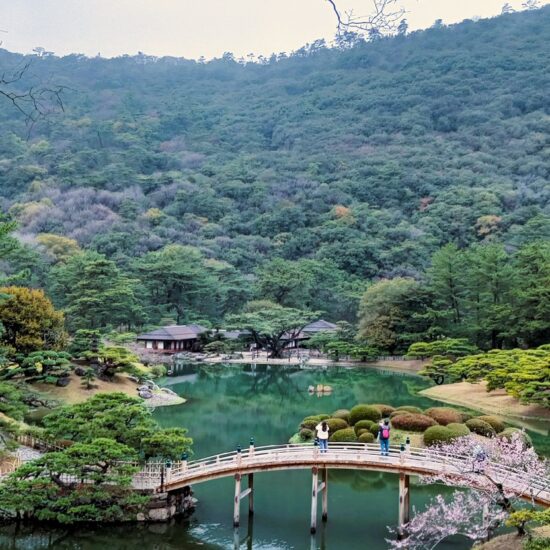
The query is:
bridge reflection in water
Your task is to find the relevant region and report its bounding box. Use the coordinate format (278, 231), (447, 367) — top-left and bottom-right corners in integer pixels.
(133, 442), (550, 539)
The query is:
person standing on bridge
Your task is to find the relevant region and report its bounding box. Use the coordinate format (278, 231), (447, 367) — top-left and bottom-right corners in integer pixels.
(378, 418), (391, 456)
(315, 421), (329, 453)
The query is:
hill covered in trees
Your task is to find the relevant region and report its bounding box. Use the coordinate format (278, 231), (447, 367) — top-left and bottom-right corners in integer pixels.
(0, 7), (548, 350)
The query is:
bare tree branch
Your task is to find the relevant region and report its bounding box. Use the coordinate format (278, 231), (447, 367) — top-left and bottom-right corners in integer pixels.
(0, 59), (67, 135)
(326, 0), (406, 36)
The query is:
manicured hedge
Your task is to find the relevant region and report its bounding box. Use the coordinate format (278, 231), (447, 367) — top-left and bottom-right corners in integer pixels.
(299, 428), (314, 441)
(332, 409), (350, 422)
(390, 413), (437, 432)
(423, 426), (455, 446)
(395, 406), (423, 414)
(349, 404), (381, 425)
(477, 416), (505, 433)
(326, 418), (349, 433)
(300, 415), (330, 430)
(446, 423), (470, 437)
(465, 418), (496, 437)
(330, 428), (357, 442)
(424, 407), (463, 426)
(354, 420), (376, 435)
(358, 432), (375, 443)
(372, 404), (395, 417)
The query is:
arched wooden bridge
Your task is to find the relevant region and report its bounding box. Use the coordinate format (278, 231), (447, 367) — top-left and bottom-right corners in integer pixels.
(133, 442), (550, 535)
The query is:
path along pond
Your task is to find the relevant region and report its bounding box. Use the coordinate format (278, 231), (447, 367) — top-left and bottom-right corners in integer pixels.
(1, 363), (548, 550)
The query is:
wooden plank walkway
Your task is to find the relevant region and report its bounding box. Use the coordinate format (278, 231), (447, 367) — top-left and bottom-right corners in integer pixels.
(133, 442), (550, 506)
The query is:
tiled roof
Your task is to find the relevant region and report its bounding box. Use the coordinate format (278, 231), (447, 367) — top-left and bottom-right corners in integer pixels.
(137, 324), (207, 341)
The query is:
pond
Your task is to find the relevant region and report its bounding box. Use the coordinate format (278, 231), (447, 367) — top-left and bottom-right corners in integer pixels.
(1, 363), (540, 549)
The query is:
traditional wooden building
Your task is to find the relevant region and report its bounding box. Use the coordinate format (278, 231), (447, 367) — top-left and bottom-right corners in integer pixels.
(137, 325), (207, 353)
(283, 319), (338, 348)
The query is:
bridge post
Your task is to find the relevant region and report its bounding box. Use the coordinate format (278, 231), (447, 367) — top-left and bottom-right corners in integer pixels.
(234, 473), (242, 527)
(248, 473), (254, 516)
(321, 468), (328, 523)
(310, 467), (318, 534)
(397, 472), (410, 540)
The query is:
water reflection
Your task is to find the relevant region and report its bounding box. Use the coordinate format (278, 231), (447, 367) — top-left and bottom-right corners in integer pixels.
(1, 363), (545, 549)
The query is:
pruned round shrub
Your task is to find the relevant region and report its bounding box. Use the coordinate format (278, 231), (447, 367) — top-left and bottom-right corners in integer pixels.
(372, 404), (395, 417)
(460, 412), (474, 422)
(423, 426), (454, 446)
(390, 410), (408, 419)
(356, 428), (369, 436)
(390, 413), (437, 432)
(332, 409), (350, 422)
(299, 428), (314, 441)
(326, 418), (348, 433)
(477, 416), (505, 434)
(395, 406), (423, 414)
(300, 414), (330, 430)
(465, 418), (496, 437)
(353, 420), (376, 435)
(498, 428), (532, 447)
(369, 423), (380, 437)
(446, 423), (470, 438)
(349, 404), (381, 425)
(330, 428), (357, 442)
(425, 407), (463, 426)
(358, 432), (375, 443)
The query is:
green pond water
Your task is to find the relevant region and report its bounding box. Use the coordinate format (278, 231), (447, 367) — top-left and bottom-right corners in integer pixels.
(1, 363), (546, 550)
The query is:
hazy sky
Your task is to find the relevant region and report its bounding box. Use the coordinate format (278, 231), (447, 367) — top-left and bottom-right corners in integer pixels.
(0, 0), (548, 59)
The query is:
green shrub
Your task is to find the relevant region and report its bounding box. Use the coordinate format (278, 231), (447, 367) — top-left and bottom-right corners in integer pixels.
(356, 428), (369, 436)
(300, 415), (330, 430)
(424, 407), (463, 426)
(498, 428), (532, 447)
(423, 426), (455, 446)
(358, 432), (375, 443)
(353, 420), (375, 435)
(446, 423), (470, 437)
(369, 424), (380, 437)
(372, 404), (395, 417)
(149, 364), (167, 378)
(331, 409), (350, 422)
(460, 412), (474, 422)
(465, 418), (496, 437)
(299, 428), (314, 441)
(326, 418), (348, 432)
(477, 416), (505, 433)
(525, 537), (550, 550)
(395, 406), (423, 414)
(330, 428), (357, 442)
(349, 404), (381, 425)
(23, 408), (51, 426)
(391, 413), (437, 432)
(390, 410), (408, 418)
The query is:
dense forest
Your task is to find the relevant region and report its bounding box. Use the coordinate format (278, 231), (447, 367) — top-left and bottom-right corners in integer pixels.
(0, 7), (549, 351)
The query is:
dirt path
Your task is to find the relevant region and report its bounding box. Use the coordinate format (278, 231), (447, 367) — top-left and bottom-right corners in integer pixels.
(420, 381), (550, 423)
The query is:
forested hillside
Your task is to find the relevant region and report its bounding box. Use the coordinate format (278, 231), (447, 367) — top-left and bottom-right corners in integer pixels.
(0, 7), (548, 349)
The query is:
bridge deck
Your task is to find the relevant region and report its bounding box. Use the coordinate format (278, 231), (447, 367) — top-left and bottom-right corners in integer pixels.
(133, 443), (550, 506)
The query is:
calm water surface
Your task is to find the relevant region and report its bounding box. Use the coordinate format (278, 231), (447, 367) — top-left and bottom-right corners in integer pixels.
(3, 362), (535, 550)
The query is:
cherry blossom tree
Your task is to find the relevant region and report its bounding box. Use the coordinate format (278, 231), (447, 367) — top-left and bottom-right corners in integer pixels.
(387, 433), (549, 549)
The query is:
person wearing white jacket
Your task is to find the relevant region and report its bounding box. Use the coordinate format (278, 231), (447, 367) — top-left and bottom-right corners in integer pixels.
(315, 421), (329, 453)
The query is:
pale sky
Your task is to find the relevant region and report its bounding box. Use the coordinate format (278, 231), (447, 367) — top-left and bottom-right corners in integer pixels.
(0, 0), (548, 59)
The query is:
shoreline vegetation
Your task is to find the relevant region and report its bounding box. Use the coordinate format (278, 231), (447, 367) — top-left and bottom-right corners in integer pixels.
(420, 382), (550, 426)
(200, 353), (426, 373)
(33, 372), (185, 407)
